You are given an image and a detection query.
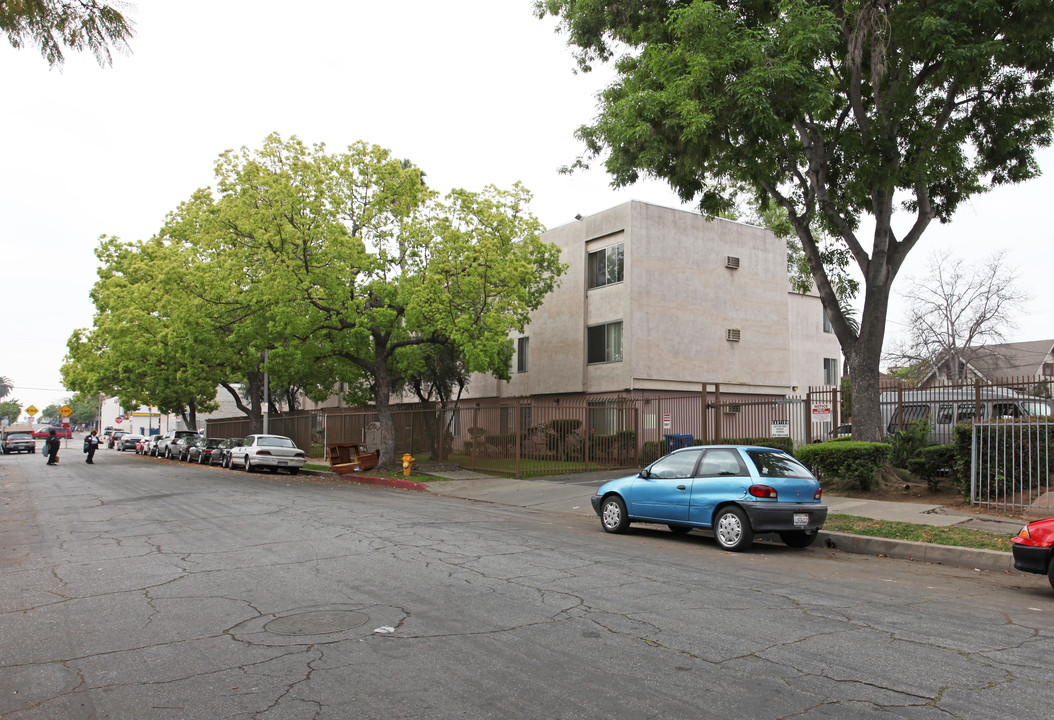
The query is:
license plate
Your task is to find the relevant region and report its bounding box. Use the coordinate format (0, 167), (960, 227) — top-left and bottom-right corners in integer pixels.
(278, 460), (288, 465)
(793, 513), (809, 526)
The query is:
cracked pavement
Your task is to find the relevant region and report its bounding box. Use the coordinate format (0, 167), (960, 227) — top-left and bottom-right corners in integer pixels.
(2, 450), (1053, 719)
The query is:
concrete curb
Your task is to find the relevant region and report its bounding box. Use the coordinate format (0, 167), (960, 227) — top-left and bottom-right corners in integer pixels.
(300, 468), (429, 492)
(818, 530), (1012, 571)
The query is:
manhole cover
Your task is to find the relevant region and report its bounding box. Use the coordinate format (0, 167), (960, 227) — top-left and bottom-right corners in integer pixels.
(264, 610), (369, 636)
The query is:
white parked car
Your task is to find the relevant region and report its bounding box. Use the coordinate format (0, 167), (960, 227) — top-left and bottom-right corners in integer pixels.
(116, 433), (146, 451)
(228, 434), (306, 475)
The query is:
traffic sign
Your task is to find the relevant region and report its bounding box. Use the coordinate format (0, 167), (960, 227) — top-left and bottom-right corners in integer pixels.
(26, 405), (38, 416)
(115, 416), (123, 424)
(60, 405), (73, 417)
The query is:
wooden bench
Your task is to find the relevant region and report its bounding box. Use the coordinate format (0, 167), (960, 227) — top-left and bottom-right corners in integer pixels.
(326, 442), (379, 474)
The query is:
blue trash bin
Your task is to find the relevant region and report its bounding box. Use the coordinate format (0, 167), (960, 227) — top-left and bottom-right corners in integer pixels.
(664, 433), (694, 452)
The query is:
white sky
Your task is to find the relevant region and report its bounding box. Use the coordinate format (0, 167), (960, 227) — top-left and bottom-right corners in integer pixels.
(3, 1), (1052, 416)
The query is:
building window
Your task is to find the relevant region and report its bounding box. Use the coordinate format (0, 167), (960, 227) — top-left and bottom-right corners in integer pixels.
(587, 321), (623, 364)
(1044, 361), (1053, 377)
(823, 311), (833, 333)
(517, 337), (529, 373)
(823, 358), (839, 386)
(587, 243), (624, 289)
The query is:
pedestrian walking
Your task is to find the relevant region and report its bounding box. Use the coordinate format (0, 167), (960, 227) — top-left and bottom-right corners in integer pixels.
(45, 429), (60, 465)
(85, 429), (100, 464)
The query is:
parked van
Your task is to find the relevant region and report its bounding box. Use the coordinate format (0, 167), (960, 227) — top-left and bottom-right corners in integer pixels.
(880, 387), (1052, 443)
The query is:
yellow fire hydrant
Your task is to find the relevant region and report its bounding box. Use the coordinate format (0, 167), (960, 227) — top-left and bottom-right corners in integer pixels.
(402, 452), (415, 476)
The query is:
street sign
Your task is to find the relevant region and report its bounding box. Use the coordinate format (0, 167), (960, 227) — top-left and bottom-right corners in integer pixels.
(26, 405), (38, 416)
(662, 413), (671, 429)
(811, 403), (832, 422)
(771, 420), (790, 437)
(115, 416), (123, 424)
(60, 405), (73, 417)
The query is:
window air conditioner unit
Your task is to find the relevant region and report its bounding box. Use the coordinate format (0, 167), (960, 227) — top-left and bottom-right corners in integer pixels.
(725, 404), (742, 415)
(726, 328), (741, 342)
(725, 256), (740, 269)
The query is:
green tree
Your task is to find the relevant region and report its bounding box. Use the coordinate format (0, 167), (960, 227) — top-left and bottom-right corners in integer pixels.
(160, 134), (566, 469)
(63, 236), (220, 430)
(538, 0), (1054, 440)
(0, 0), (134, 68)
(0, 399), (21, 424)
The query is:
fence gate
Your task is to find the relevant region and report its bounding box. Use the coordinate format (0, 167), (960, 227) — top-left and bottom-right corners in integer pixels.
(971, 419), (1053, 513)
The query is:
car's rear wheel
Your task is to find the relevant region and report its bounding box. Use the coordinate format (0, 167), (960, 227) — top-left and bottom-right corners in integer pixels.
(164, 448), (172, 459)
(667, 524), (692, 535)
(288, 467), (299, 476)
(600, 496), (629, 534)
(779, 530), (819, 548)
(198, 452), (206, 464)
(714, 506), (753, 552)
(244, 456), (254, 473)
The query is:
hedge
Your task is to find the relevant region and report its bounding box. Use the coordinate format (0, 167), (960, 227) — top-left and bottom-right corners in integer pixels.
(795, 441), (892, 491)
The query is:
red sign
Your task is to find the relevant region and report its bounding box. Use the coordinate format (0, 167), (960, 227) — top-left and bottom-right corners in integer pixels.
(115, 416), (123, 424)
(62, 423), (70, 429)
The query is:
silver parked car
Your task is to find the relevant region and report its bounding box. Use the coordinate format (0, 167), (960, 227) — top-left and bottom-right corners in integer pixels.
(228, 434), (306, 475)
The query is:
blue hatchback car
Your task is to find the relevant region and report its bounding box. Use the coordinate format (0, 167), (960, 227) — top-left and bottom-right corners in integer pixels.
(590, 445), (828, 551)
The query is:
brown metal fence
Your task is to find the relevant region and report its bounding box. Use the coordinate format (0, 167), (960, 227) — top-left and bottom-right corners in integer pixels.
(205, 384), (847, 476)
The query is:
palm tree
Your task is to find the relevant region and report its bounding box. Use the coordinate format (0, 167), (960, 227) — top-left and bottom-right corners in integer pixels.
(0, 376), (12, 401)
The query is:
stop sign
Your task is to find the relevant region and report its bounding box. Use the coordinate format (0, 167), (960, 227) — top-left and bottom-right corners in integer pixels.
(115, 417), (123, 424)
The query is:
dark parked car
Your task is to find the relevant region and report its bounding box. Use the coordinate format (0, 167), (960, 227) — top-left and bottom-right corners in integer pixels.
(591, 445), (827, 551)
(1012, 517), (1054, 592)
(172, 436), (201, 461)
(2, 431), (36, 454)
(116, 433), (145, 451)
(107, 430), (128, 449)
(210, 438), (244, 468)
(186, 437), (223, 464)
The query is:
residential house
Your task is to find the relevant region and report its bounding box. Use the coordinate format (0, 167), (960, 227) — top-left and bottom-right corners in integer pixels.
(917, 339), (1054, 387)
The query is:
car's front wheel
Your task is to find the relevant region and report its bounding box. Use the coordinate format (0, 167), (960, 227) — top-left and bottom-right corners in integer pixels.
(714, 506), (753, 552)
(600, 496), (629, 534)
(1047, 556), (1054, 593)
(779, 530), (819, 548)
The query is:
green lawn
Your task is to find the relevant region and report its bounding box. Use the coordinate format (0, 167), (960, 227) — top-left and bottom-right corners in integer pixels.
(824, 514), (1015, 552)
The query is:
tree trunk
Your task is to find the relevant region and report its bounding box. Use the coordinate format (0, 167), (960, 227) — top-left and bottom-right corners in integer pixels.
(846, 275), (894, 442)
(374, 368), (396, 472)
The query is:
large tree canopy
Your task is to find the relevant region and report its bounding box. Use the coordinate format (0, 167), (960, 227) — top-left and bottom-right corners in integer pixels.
(0, 0), (134, 68)
(66, 134), (566, 468)
(538, 0), (1054, 439)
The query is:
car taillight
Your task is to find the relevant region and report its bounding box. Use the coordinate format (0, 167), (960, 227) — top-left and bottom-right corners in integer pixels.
(256, 450), (272, 456)
(294, 452), (305, 458)
(748, 484), (777, 499)
(814, 488), (822, 500)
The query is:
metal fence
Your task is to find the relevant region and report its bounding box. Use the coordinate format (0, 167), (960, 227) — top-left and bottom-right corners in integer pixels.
(204, 384), (850, 477)
(971, 419), (1054, 513)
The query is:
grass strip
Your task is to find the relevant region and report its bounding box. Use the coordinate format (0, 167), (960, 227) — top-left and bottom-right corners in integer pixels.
(825, 513), (1014, 552)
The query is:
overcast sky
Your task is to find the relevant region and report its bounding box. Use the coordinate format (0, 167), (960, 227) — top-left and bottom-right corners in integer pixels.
(3, 1), (1053, 416)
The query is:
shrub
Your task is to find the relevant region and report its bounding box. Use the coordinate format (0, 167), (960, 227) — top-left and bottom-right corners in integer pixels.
(795, 441), (892, 491)
(906, 444), (957, 493)
(886, 420), (931, 468)
(641, 440), (665, 465)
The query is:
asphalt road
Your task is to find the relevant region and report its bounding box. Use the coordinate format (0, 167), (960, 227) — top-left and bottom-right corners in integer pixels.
(3, 448), (1053, 719)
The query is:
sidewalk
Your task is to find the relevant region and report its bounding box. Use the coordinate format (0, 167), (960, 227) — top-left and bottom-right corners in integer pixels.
(414, 467), (1023, 572)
